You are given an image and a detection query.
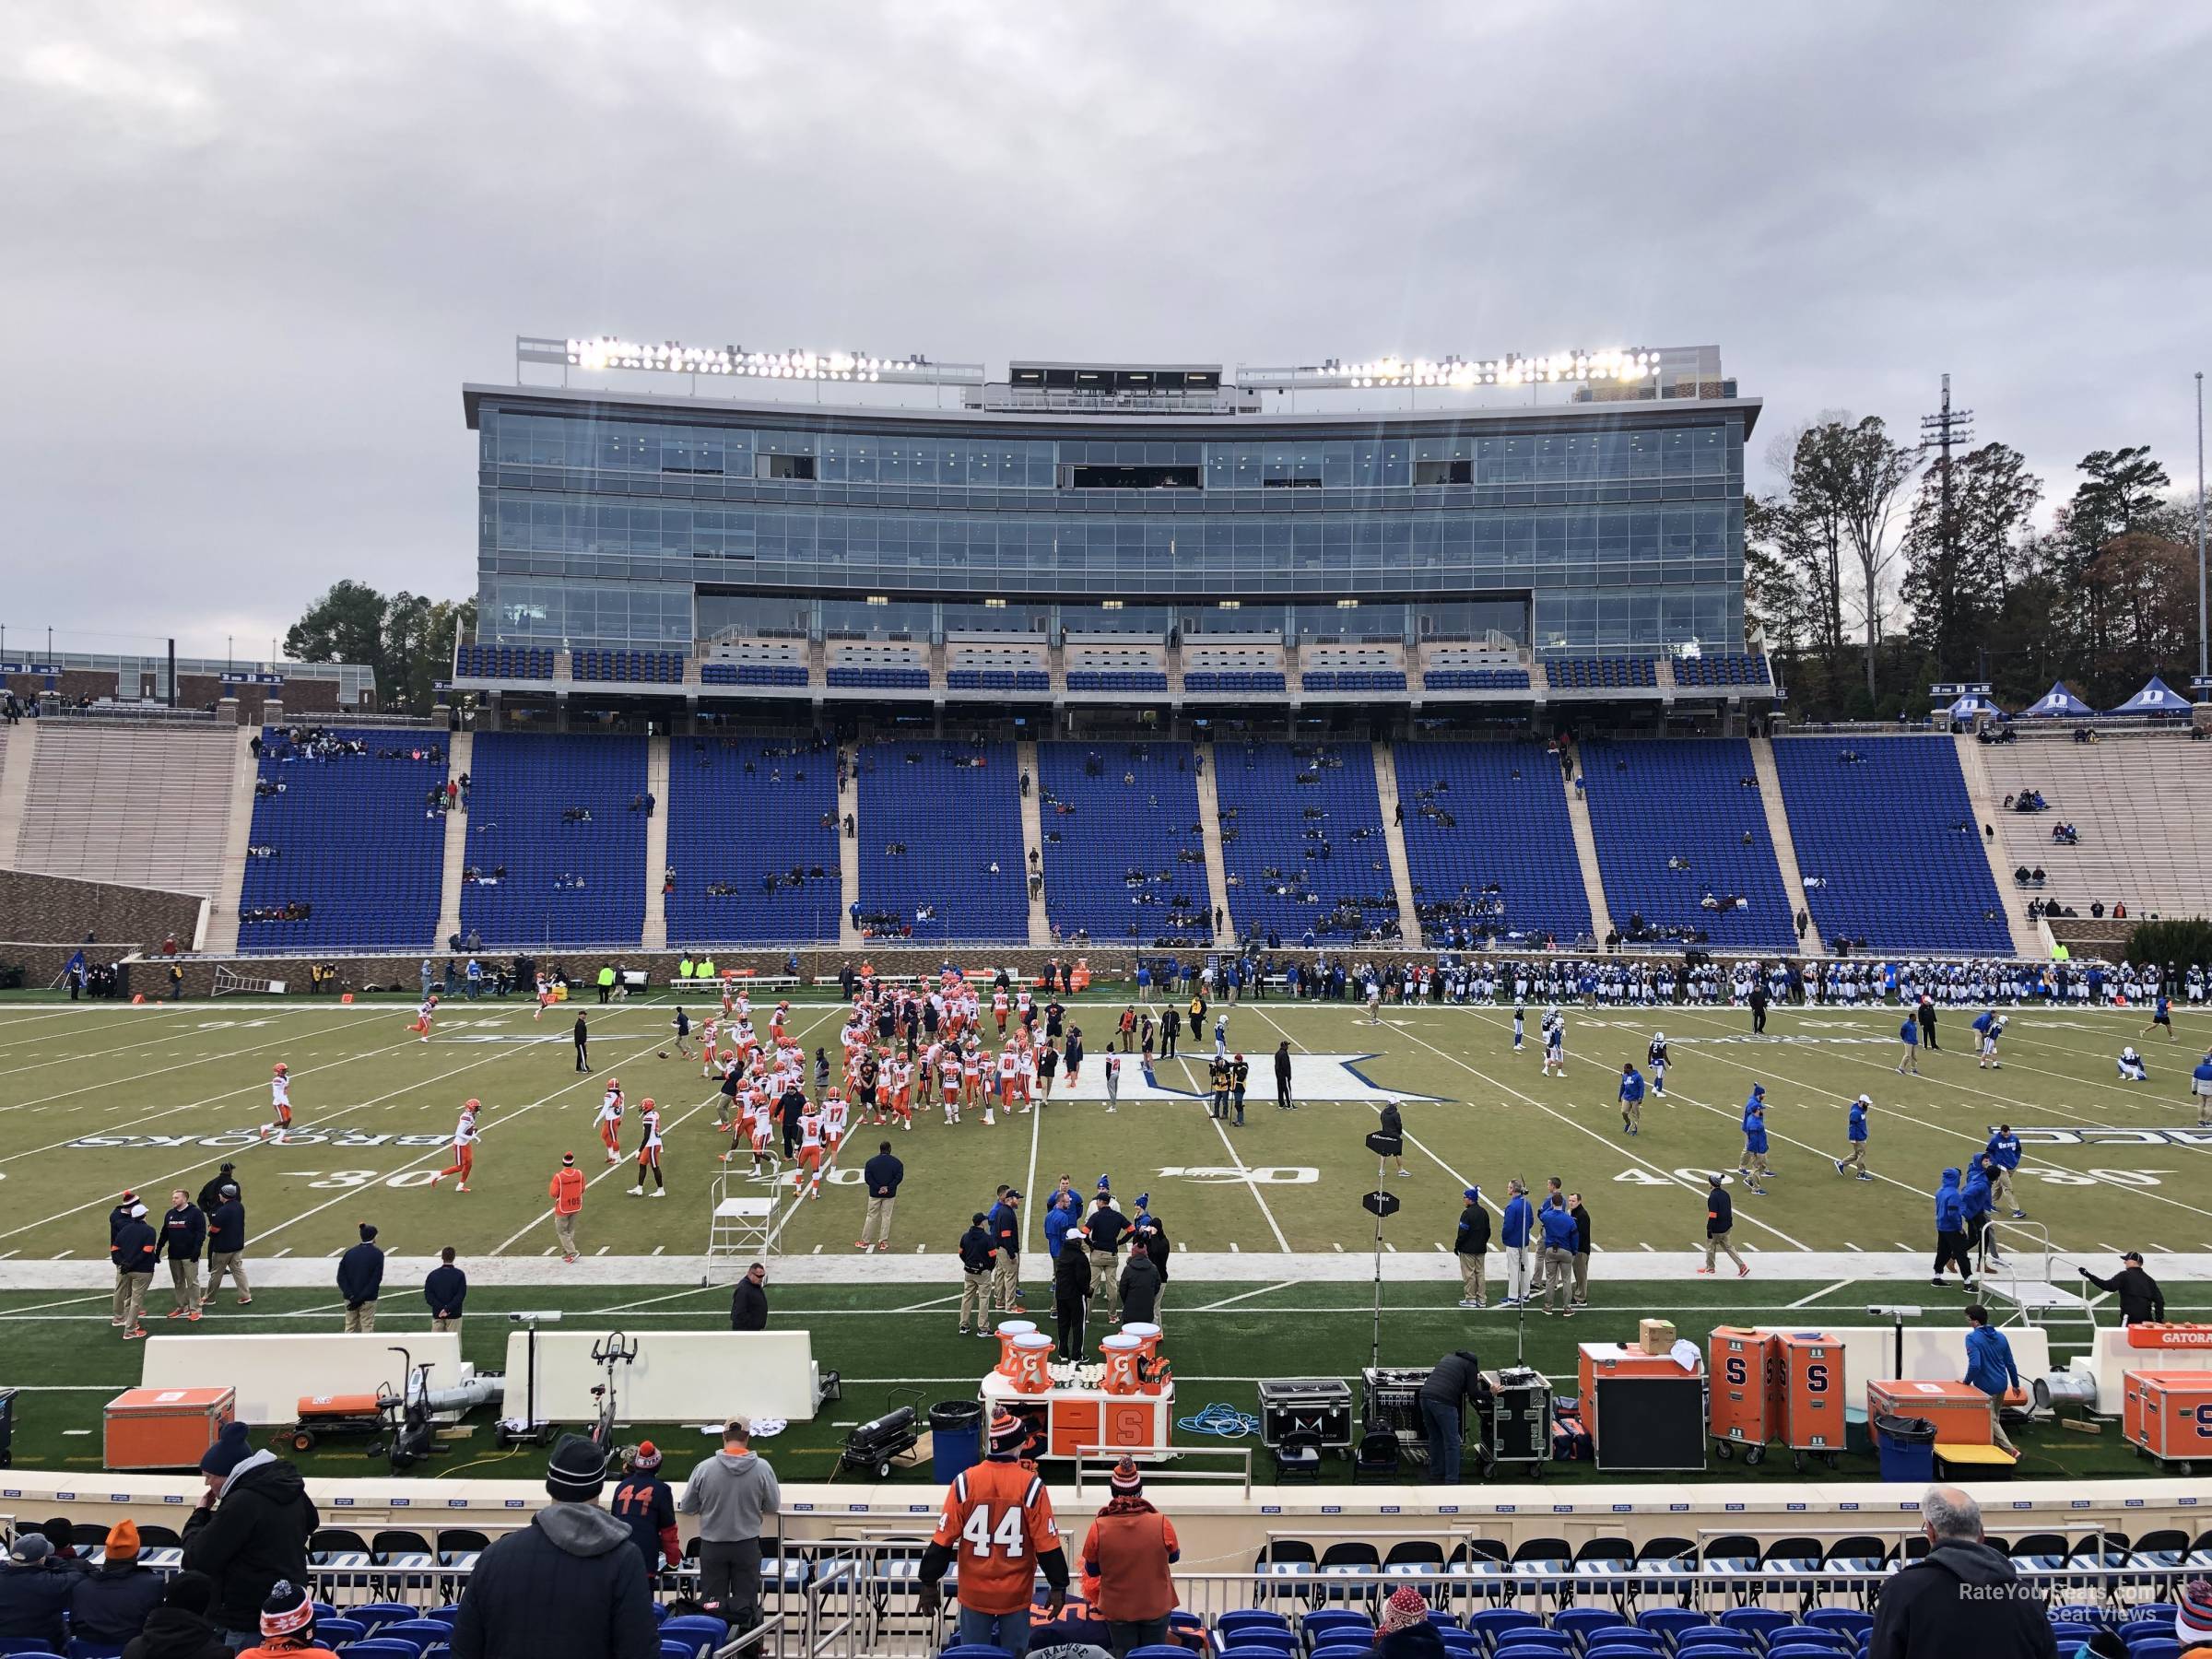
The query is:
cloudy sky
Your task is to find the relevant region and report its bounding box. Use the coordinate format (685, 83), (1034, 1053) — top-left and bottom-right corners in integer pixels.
(4, 1), (2206, 661)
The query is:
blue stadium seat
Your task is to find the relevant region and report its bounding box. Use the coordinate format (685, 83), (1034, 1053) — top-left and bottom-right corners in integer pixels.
(1547, 655), (1658, 690)
(1398, 742), (1592, 946)
(239, 727), (448, 953)
(571, 649), (684, 685)
(1673, 653), (1773, 689)
(1423, 667), (1532, 690)
(657, 1615), (729, 1658)
(700, 662), (808, 688)
(1186, 671), (1289, 693)
(1067, 669), (1170, 692)
(665, 738), (841, 944)
(1770, 735), (2011, 952)
(827, 666), (931, 689)
(854, 741), (1026, 942)
(1037, 741), (1207, 944)
(1214, 742), (1398, 942)
(454, 644), (555, 680)
(457, 732), (649, 947)
(1302, 670), (1407, 693)
(1580, 737), (1794, 948)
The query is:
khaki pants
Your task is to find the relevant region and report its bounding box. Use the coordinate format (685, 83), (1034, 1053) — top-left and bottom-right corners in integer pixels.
(1989, 1167), (2014, 1210)
(344, 1302), (377, 1334)
(1541, 1247), (1574, 1311)
(1704, 1230), (1747, 1270)
(169, 1256), (202, 1313)
(112, 1270), (151, 1328)
(959, 1269), (990, 1332)
(1839, 1143), (1866, 1175)
(1742, 1149), (1772, 1179)
(990, 1254), (1020, 1311)
(432, 1315), (461, 1334)
(1456, 1253), (1486, 1302)
(206, 1250), (250, 1300)
(1988, 1395), (2018, 1455)
(1571, 1252), (1591, 1303)
(554, 1212), (579, 1258)
(859, 1195), (896, 1249)
(1090, 1249), (1123, 1322)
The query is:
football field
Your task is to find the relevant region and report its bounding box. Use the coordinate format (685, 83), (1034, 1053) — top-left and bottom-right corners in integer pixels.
(2, 990), (2207, 1268)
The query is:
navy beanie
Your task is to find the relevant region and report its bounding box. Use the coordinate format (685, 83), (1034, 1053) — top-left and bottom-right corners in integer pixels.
(200, 1420), (253, 1478)
(546, 1433), (607, 1501)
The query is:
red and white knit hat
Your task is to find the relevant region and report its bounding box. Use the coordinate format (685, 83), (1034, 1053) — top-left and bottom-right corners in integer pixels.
(2179, 1577), (2212, 1644)
(260, 1580), (313, 1640)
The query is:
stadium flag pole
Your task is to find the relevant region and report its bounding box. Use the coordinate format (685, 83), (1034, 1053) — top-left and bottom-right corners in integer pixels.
(2195, 370), (2206, 685)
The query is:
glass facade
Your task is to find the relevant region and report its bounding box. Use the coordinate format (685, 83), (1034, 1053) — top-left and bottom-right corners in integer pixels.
(472, 392), (1749, 655)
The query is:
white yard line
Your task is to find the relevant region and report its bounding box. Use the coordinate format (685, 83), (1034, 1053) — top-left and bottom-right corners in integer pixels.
(1787, 1278), (1854, 1309)
(1171, 1054), (1291, 1252)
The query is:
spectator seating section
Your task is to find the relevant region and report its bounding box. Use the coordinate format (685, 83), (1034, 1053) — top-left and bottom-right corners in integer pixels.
(238, 729), (448, 952)
(855, 741), (1027, 942)
(1674, 652), (1773, 689)
(1771, 735), (2013, 953)
(454, 644), (555, 679)
(1980, 732), (2212, 923)
(1425, 667), (1532, 690)
(1036, 742), (1209, 942)
(1578, 738), (1795, 949)
(457, 733), (649, 947)
(701, 662), (808, 688)
(13, 722), (240, 899)
(947, 644), (1050, 693)
(1546, 655), (1659, 691)
(572, 650), (684, 685)
(1068, 668), (1171, 691)
(665, 739), (841, 944)
(1398, 742), (1594, 945)
(828, 644), (930, 690)
(1302, 645), (1407, 694)
(1186, 645), (1289, 695)
(1067, 643), (1170, 694)
(1213, 743), (1399, 940)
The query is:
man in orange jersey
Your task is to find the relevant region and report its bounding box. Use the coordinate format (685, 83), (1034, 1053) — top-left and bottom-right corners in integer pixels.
(917, 1407), (1066, 1658)
(261, 1063), (293, 1142)
(431, 1099), (479, 1192)
(548, 1152), (585, 1262)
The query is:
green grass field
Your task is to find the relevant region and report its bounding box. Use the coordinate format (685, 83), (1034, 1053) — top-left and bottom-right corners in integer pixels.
(4, 991), (2207, 1265)
(4, 989), (2208, 1487)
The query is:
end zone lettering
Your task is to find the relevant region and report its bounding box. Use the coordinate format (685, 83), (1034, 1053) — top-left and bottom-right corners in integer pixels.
(2003, 1127), (2212, 1147)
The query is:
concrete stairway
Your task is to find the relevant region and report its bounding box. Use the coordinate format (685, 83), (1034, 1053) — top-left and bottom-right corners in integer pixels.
(1952, 732), (2041, 959)
(0, 722), (35, 873)
(1192, 742), (1234, 946)
(433, 730), (475, 948)
(1556, 746), (1616, 947)
(202, 727), (262, 955)
(641, 735), (670, 949)
(1371, 742), (1423, 947)
(1016, 739), (1050, 946)
(838, 749), (861, 949)
(1748, 735), (1826, 955)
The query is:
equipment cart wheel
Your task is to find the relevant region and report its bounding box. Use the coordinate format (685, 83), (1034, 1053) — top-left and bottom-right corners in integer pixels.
(1743, 1443), (1765, 1465)
(1714, 1441), (1732, 1462)
(289, 1430), (315, 1453)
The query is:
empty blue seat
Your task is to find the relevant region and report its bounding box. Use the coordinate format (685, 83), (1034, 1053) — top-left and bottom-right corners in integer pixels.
(1215, 741), (1399, 941)
(1399, 741), (1592, 945)
(855, 740), (1026, 943)
(665, 738), (841, 944)
(457, 732), (650, 947)
(1037, 741), (1207, 944)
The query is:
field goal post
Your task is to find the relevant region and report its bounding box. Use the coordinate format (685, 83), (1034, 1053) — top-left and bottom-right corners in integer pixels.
(701, 1169), (776, 1285)
(212, 966), (286, 996)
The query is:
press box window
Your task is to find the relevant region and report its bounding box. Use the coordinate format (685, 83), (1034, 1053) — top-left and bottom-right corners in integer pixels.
(757, 453), (818, 481)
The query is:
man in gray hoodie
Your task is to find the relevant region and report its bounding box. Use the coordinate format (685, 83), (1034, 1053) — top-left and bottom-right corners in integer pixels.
(678, 1417), (782, 1629)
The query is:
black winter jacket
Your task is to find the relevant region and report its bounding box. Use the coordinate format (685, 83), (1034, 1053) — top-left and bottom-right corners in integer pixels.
(1867, 1541), (2060, 1659)
(1118, 1254), (1161, 1324)
(1453, 1202), (1490, 1256)
(120, 1604), (229, 1659)
(1418, 1350), (1482, 1409)
(179, 1454), (319, 1635)
(161, 1205), (207, 1263)
(450, 1500), (658, 1659)
(1053, 1246), (1092, 1308)
(729, 1277), (768, 1331)
(0, 1561), (76, 1648)
(336, 1241), (384, 1306)
(69, 1559), (166, 1643)
(208, 1200), (246, 1254)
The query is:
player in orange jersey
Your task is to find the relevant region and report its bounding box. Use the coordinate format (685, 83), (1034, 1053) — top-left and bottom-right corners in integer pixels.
(916, 1408), (1067, 1649)
(820, 1088), (851, 1153)
(628, 1099), (665, 1196)
(992, 987), (1010, 1035)
(260, 1063), (294, 1142)
(432, 1099), (478, 1191)
(410, 993), (438, 1041)
(534, 975), (559, 1020)
(595, 1078), (626, 1164)
(793, 1104), (824, 1199)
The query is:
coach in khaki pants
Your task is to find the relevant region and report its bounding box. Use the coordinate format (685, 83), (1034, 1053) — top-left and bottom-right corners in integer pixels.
(160, 1189), (206, 1320)
(956, 1213), (995, 1335)
(205, 1182), (251, 1304)
(111, 1203), (159, 1335)
(1699, 1174), (1747, 1276)
(549, 1152), (585, 1262)
(857, 1142), (903, 1253)
(337, 1223), (383, 1333)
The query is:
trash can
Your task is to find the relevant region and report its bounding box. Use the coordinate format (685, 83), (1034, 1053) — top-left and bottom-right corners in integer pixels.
(1875, 1414), (1937, 1484)
(929, 1400), (983, 1483)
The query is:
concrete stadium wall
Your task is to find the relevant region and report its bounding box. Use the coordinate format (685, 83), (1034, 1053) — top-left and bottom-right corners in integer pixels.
(0, 869), (205, 954)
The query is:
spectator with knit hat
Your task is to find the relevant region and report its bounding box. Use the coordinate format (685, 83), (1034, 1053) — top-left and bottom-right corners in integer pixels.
(609, 1441), (680, 1581)
(68, 1520), (164, 1646)
(1078, 1458), (1180, 1658)
(234, 1581), (336, 1659)
(181, 1420), (317, 1648)
(119, 1570), (228, 1659)
(919, 1407), (1068, 1659)
(1374, 1586), (1449, 1658)
(451, 1433), (656, 1659)
(2178, 1578), (2212, 1658)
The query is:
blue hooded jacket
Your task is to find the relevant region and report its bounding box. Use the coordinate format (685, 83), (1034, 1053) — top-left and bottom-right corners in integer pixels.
(1963, 1323), (2019, 1396)
(1537, 1199), (1578, 1250)
(1742, 1104), (1768, 1155)
(1500, 1193), (1535, 1248)
(1934, 1169), (1964, 1231)
(1740, 1088), (1764, 1130)
(1618, 1068), (1645, 1103)
(1986, 1130), (2021, 1170)
(1960, 1163), (1993, 1218)
(1041, 1196), (1078, 1259)
(1899, 1018), (1919, 1046)
(1848, 1100), (1869, 1142)
(1972, 1009), (1996, 1036)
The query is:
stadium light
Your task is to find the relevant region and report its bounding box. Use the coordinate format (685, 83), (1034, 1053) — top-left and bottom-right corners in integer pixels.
(1238, 350), (1657, 392)
(516, 335), (985, 388)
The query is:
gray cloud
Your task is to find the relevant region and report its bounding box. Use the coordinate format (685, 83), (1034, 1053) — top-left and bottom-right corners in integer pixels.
(3, 0), (2206, 656)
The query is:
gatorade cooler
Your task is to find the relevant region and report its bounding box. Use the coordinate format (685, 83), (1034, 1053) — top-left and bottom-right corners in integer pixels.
(1773, 1331), (1846, 1469)
(2123, 1371), (2212, 1470)
(1709, 1328), (1777, 1461)
(1867, 1379), (1994, 1447)
(1121, 1322), (1163, 1362)
(105, 1386), (236, 1471)
(1003, 1332), (1054, 1394)
(994, 1320), (1040, 1379)
(1100, 1335), (1144, 1396)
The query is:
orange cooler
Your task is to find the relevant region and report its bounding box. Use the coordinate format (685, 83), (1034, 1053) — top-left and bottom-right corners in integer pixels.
(1580, 1342), (1700, 1447)
(2123, 1371), (2212, 1465)
(1774, 1332), (1845, 1453)
(105, 1386), (236, 1471)
(1867, 1379), (1993, 1446)
(1709, 1329), (1777, 1451)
